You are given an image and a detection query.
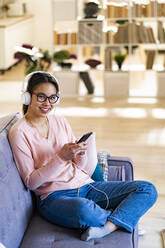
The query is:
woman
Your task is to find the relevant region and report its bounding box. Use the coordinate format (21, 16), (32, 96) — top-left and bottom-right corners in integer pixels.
(9, 71), (157, 241)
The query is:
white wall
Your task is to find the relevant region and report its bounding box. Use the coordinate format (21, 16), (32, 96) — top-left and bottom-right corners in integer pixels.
(26, 0), (53, 52)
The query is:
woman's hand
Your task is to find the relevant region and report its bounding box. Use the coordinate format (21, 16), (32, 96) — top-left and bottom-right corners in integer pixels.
(58, 142), (87, 161)
(76, 141), (87, 156)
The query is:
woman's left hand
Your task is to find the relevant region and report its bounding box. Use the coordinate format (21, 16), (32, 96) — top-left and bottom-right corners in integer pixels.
(76, 142), (87, 156)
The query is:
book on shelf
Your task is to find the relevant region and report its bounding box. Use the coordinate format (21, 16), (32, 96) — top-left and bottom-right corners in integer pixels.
(131, 22), (138, 44)
(138, 23), (146, 43)
(106, 5), (114, 18)
(146, 50), (156, 70)
(82, 46), (93, 57)
(105, 30), (114, 44)
(106, 2), (158, 18)
(158, 21), (165, 43)
(104, 47), (112, 71)
(157, 3), (165, 17)
(106, 4), (128, 18)
(54, 31), (58, 45)
(124, 23), (129, 44)
(134, 3), (142, 17)
(114, 25), (123, 44)
(111, 22), (155, 44)
(142, 24), (150, 43)
(58, 33), (68, 45)
(150, 1), (156, 17)
(53, 31), (77, 45)
(113, 23), (128, 44)
(136, 24), (142, 43)
(53, 31), (68, 45)
(71, 32), (77, 44)
(146, 27), (156, 43)
(132, 1), (156, 17)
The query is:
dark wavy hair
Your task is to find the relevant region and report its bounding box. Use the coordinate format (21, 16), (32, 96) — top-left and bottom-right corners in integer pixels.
(22, 72), (59, 115)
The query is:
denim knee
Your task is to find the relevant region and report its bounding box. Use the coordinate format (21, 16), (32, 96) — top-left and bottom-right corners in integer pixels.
(75, 198), (109, 229)
(136, 181), (158, 206)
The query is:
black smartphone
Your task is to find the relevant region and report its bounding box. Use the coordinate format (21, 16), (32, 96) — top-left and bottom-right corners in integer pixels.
(77, 132), (93, 144)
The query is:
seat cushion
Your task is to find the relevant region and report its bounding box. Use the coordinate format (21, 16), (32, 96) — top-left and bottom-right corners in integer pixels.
(20, 212), (138, 248)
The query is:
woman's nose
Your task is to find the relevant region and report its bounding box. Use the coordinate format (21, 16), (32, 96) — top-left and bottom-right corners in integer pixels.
(43, 98), (50, 105)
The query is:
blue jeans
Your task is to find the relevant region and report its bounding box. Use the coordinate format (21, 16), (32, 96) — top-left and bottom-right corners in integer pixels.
(36, 180), (157, 232)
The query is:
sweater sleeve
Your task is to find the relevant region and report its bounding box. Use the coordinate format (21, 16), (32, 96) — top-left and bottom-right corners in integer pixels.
(74, 132), (98, 176)
(61, 117), (89, 170)
(8, 128), (67, 191)
(62, 117), (97, 176)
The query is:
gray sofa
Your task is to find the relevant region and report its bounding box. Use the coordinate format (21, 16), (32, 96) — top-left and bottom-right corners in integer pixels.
(0, 113), (138, 248)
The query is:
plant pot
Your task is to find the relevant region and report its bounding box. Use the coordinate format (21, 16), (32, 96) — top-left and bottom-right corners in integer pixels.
(59, 62), (72, 69)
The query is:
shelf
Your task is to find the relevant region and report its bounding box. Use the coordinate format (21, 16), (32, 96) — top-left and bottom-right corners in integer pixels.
(105, 18), (129, 21)
(52, 0), (165, 74)
(129, 17), (159, 21)
(78, 17), (104, 21)
(53, 43), (161, 47)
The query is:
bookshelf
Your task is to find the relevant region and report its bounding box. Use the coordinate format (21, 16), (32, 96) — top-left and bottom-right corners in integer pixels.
(51, 0), (165, 96)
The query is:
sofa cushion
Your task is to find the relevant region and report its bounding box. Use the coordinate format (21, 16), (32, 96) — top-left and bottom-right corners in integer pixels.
(0, 113), (33, 248)
(20, 213), (138, 248)
(0, 112), (21, 133)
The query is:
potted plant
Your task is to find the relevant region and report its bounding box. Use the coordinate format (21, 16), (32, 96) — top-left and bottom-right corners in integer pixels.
(114, 53), (126, 70)
(14, 45), (52, 75)
(53, 50), (72, 69)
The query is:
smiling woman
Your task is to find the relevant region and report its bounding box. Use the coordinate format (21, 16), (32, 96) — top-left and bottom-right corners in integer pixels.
(8, 71), (158, 243)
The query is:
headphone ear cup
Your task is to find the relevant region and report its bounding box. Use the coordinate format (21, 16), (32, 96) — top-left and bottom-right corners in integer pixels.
(21, 92), (31, 105)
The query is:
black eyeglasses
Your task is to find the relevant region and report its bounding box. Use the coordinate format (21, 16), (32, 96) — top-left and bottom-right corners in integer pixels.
(33, 93), (59, 104)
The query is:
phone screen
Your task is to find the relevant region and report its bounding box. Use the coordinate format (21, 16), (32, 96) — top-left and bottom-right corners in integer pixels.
(77, 132), (93, 144)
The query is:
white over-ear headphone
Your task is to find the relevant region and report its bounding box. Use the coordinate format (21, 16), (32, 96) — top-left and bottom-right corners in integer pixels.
(21, 71), (60, 106)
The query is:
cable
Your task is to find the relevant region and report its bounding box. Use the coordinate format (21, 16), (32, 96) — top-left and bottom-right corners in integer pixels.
(71, 160), (110, 210)
(88, 183), (110, 210)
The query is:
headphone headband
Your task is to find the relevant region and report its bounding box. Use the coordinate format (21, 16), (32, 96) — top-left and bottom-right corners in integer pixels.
(22, 71), (59, 94)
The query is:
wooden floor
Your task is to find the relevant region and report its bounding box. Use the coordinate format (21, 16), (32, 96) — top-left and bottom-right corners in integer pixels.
(0, 63), (165, 248)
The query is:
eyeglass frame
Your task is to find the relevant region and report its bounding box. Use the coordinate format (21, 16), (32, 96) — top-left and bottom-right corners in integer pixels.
(32, 92), (59, 104)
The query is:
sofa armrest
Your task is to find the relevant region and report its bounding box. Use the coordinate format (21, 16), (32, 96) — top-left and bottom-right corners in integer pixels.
(107, 156), (134, 182)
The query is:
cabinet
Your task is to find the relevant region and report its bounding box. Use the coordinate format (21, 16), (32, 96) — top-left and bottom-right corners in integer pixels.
(51, 0), (165, 96)
(0, 15), (34, 70)
(52, 70), (79, 96)
(104, 71), (129, 97)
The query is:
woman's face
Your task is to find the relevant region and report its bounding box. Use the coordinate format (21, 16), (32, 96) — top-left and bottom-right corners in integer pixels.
(28, 82), (58, 117)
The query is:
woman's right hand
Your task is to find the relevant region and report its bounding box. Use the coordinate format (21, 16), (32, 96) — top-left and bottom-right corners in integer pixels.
(57, 142), (87, 161)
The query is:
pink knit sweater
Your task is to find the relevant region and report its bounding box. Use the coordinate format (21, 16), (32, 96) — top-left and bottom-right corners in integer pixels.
(8, 115), (97, 200)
